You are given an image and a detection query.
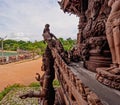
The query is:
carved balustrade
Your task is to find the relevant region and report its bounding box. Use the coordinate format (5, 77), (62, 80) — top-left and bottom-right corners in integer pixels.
(52, 48), (103, 105)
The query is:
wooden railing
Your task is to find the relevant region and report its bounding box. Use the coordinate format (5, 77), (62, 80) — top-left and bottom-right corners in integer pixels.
(52, 48), (103, 105)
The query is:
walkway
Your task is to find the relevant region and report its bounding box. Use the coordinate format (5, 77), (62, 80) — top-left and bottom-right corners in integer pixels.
(0, 58), (43, 91)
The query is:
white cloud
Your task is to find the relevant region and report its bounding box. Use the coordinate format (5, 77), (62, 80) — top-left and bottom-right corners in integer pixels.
(0, 0), (79, 41)
(7, 32), (30, 41)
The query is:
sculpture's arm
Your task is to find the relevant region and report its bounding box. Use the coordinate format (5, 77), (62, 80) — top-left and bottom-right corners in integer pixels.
(35, 73), (41, 81)
(20, 73), (47, 99)
(19, 91), (41, 99)
(51, 33), (57, 40)
(19, 88), (47, 99)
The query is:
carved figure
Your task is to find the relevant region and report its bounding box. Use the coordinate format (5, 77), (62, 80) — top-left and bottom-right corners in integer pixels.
(43, 24), (70, 64)
(59, 0), (112, 72)
(106, 0), (120, 73)
(20, 46), (55, 105)
(18, 1), (120, 104)
(43, 24), (57, 43)
(96, 0), (120, 90)
(77, 0), (112, 71)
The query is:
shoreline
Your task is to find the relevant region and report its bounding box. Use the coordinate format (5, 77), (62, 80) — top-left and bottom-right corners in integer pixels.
(0, 50), (17, 53)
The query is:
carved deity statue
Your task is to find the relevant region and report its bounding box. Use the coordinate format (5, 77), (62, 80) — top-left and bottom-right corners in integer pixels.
(106, 0), (120, 72)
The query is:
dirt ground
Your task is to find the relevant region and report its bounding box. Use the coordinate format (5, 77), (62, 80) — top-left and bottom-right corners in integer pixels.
(0, 58), (44, 91)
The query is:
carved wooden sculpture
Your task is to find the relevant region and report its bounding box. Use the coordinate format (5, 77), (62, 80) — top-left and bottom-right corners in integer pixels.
(59, 0), (112, 72)
(96, 0), (120, 90)
(19, 24), (70, 104)
(20, 25), (56, 105)
(19, 1), (120, 105)
(106, 0), (120, 71)
(20, 46), (55, 105)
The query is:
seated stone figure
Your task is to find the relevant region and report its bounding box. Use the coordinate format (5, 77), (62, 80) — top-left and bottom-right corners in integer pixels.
(106, 0), (120, 74)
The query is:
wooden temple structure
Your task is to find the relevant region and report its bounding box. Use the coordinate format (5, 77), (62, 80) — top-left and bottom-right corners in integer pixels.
(20, 0), (120, 105)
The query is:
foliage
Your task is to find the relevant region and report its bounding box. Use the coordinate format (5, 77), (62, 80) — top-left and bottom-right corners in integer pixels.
(1, 38), (76, 56)
(29, 80), (60, 87)
(0, 80), (60, 101)
(0, 84), (24, 101)
(28, 82), (40, 87)
(59, 37), (76, 51)
(3, 40), (47, 55)
(53, 79), (60, 87)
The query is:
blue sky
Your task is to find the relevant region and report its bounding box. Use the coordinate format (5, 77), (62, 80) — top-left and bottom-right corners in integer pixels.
(0, 0), (78, 41)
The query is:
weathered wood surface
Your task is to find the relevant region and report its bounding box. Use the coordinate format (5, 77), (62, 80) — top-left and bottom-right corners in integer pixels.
(53, 48), (103, 105)
(53, 47), (120, 104)
(69, 62), (120, 105)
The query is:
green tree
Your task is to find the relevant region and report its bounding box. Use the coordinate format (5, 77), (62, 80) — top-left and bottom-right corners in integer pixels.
(2, 38), (75, 55)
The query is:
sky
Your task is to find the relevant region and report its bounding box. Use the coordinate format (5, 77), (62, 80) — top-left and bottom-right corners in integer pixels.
(0, 0), (79, 41)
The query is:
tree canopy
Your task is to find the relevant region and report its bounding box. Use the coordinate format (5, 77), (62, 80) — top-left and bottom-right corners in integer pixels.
(0, 38), (76, 55)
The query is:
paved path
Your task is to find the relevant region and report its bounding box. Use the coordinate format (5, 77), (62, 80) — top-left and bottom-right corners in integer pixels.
(0, 58), (43, 91)
(70, 63), (120, 105)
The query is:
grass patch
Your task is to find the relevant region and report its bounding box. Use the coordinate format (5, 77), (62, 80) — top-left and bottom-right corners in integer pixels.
(28, 82), (40, 87)
(29, 80), (60, 87)
(0, 84), (24, 101)
(53, 79), (60, 87)
(0, 80), (60, 101)
(0, 87), (39, 105)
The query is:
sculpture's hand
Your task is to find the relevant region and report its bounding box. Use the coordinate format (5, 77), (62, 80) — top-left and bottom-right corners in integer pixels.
(35, 73), (40, 81)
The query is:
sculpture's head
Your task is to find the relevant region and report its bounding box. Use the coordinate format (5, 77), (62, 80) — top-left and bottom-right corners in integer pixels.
(45, 24), (50, 28)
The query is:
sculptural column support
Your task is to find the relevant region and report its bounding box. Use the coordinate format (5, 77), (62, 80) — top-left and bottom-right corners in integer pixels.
(113, 26), (120, 67)
(96, 0), (120, 90)
(106, 25), (117, 65)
